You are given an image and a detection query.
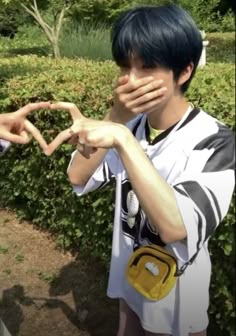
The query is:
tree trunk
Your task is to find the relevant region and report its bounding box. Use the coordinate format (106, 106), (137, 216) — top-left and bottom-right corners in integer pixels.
(21, 1), (68, 59)
(53, 40), (61, 58)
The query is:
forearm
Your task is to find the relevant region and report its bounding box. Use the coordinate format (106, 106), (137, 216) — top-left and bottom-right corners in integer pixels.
(116, 129), (186, 243)
(67, 146), (109, 185)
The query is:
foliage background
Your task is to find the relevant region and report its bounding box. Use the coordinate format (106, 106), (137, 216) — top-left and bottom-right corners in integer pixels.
(0, 0), (235, 39)
(0, 0), (235, 335)
(0, 54), (235, 335)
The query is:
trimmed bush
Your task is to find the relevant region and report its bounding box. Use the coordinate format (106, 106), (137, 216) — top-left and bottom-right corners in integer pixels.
(0, 56), (235, 335)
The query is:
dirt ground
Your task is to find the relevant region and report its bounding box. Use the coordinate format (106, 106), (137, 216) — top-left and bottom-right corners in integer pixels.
(0, 209), (119, 336)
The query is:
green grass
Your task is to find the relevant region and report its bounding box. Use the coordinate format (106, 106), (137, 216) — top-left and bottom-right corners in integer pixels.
(15, 253), (24, 263)
(38, 271), (56, 284)
(59, 23), (112, 61)
(207, 32), (235, 64)
(0, 25), (234, 64)
(0, 245), (9, 254)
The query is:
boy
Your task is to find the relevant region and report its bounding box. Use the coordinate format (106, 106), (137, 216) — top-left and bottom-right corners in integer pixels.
(49, 4), (235, 336)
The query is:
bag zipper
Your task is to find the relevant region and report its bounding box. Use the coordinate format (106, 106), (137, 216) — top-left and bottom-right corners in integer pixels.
(131, 252), (171, 283)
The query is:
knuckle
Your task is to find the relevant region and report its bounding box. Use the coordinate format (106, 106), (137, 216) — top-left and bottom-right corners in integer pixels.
(26, 103), (33, 110)
(151, 82), (157, 89)
(119, 96), (126, 104)
(124, 101), (130, 109)
(136, 87), (145, 96)
(70, 103), (77, 110)
(130, 82), (137, 91)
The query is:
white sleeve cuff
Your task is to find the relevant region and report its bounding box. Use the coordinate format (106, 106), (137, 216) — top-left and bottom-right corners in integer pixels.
(0, 139), (11, 155)
(169, 189), (200, 264)
(67, 150), (107, 196)
(71, 163), (106, 196)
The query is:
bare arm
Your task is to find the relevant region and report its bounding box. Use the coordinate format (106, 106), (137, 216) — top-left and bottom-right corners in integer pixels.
(115, 127), (186, 243)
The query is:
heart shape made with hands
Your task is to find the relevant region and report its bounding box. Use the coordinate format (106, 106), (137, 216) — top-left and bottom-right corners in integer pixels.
(44, 102), (88, 156)
(45, 102), (116, 157)
(0, 102), (86, 156)
(5, 101), (111, 157)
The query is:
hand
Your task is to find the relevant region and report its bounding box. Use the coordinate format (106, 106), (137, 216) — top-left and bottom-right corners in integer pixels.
(111, 75), (167, 124)
(0, 102), (50, 150)
(45, 102), (88, 156)
(46, 102), (127, 156)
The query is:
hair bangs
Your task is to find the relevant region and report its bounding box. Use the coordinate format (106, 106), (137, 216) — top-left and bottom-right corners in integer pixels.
(111, 23), (135, 67)
(111, 8), (167, 69)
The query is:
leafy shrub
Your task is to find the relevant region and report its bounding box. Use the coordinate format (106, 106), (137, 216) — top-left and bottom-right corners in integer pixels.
(0, 25), (49, 58)
(0, 56), (235, 335)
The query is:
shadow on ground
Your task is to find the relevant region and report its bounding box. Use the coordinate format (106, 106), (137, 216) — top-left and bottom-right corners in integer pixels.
(0, 257), (118, 336)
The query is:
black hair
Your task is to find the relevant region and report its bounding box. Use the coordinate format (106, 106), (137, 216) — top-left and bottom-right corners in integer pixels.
(111, 4), (203, 93)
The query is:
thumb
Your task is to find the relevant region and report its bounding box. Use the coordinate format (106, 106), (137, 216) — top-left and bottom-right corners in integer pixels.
(44, 128), (73, 156)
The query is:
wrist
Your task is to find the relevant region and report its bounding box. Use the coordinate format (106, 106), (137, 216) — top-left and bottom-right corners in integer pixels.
(113, 124), (133, 151)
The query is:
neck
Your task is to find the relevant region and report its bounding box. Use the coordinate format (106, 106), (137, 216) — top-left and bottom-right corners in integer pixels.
(147, 96), (190, 130)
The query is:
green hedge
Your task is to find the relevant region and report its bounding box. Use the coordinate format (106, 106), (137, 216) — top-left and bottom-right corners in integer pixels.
(0, 56), (235, 335)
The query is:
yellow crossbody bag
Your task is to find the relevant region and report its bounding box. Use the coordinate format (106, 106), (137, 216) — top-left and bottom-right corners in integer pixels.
(125, 244), (179, 301)
(125, 242), (196, 301)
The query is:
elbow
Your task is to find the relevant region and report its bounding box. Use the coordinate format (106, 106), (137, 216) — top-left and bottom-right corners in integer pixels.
(159, 226), (187, 244)
(67, 170), (87, 186)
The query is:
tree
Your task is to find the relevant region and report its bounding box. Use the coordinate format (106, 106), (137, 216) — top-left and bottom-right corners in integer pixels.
(1, 0), (74, 58)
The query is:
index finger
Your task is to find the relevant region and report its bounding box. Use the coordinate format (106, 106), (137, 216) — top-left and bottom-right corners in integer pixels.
(116, 76), (155, 94)
(24, 119), (48, 151)
(115, 75), (129, 88)
(15, 102), (51, 118)
(45, 128), (74, 156)
(50, 102), (84, 122)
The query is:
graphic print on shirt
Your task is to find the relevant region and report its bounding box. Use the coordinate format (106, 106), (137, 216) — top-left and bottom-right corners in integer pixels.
(121, 179), (165, 247)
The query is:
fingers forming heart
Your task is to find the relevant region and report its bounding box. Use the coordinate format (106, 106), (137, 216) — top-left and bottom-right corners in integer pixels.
(24, 119), (48, 150)
(1, 101), (96, 157)
(21, 102), (51, 149)
(45, 102), (87, 156)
